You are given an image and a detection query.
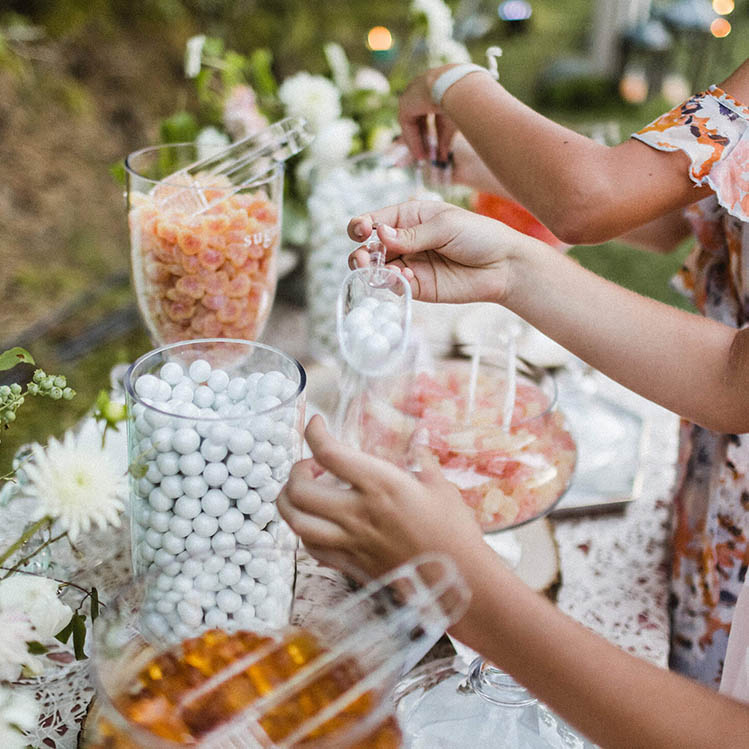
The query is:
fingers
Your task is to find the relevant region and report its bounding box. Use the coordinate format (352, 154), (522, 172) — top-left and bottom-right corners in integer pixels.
(347, 200), (447, 242)
(434, 114), (457, 163)
(301, 542), (369, 583)
(277, 490), (349, 548)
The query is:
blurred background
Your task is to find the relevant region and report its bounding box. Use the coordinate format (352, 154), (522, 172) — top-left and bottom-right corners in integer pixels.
(1, 0), (747, 462)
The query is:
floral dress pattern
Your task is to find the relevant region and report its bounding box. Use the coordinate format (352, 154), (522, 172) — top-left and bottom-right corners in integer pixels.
(632, 86), (749, 688)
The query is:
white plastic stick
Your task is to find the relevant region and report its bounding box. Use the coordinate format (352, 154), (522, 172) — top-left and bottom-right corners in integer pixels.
(502, 329), (517, 432)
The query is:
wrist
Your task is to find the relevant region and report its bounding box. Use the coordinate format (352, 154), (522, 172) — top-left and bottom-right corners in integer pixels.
(430, 63), (492, 107)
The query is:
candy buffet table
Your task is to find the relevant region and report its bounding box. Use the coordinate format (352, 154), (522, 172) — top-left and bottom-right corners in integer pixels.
(27, 297), (677, 748)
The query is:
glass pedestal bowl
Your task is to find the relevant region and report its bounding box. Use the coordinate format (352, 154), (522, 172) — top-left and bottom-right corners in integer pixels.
(125, 143), (283, 346)
(353, 352), (579, 744)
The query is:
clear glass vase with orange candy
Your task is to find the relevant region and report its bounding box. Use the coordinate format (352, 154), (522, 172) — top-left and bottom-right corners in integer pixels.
(125, 143), (284, 346)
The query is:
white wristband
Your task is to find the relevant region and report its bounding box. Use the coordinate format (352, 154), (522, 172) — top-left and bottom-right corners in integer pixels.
(430, 63), (491, 106)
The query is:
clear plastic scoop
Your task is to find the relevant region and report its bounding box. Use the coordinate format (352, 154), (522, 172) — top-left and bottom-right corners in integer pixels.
(336, 230), (412, 378)
(156, 116), (314, 216)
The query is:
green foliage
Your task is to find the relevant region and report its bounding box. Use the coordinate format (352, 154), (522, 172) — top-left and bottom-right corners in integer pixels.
(159, 110), (199, 144)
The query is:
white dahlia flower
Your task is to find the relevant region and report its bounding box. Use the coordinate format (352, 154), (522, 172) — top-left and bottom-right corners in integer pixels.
(279, 72), (341, 133)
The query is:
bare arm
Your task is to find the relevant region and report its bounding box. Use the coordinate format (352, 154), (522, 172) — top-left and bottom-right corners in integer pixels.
(279, 418), (749, 749)
(401, 59), (749, 245)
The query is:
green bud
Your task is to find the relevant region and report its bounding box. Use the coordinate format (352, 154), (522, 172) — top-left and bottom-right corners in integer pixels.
(53, 375), (66, 388)
(0, 386), (10, 398)
(10, 383), (22, 395)
(4, 411), (15, 423)
(50, 387), (63, 400)
(62, 387), (75, 400)
(42, 376), (55, 390)
(27, 383), (39, 395)
(16, 396), (24, 406)
(33, 369), (46, 384)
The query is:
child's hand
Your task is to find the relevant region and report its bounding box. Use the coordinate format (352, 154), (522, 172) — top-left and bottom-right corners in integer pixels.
(347, 200), (540, 305)
(277, 415), (485, 580)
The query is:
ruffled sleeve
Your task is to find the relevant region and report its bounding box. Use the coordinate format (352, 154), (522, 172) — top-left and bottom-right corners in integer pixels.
(632, 86), (749, 221)
(720, 578), (749, 703)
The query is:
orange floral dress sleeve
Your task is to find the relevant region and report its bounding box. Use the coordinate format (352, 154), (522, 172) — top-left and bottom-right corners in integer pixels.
(633, 86), (749, 221)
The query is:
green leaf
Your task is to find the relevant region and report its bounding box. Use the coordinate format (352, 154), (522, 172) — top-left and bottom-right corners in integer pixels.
(249, 48), (277, 97)
(159, 110), (199, 145)
(54, 618), (74, 645)
(90, 587), (99, 621)
(71, 613), (87, 660)
(27, 641), (48, 655)
(0, 347), (34, 371)
(109, 159), (126, 186)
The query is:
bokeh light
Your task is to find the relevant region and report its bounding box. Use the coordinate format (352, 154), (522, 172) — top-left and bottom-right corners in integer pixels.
(498, 1), (532, 21)
(712, 0), (734, 15)
(619, 69), (648, 104)
(367, 26), (393, 51)
(710, 17), (731, 37)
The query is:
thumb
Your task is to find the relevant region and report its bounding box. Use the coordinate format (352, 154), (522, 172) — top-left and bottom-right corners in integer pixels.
(377, 214), (451, 258)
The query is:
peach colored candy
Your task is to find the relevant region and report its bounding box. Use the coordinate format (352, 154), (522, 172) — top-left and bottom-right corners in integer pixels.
(129, 172), (279, 344)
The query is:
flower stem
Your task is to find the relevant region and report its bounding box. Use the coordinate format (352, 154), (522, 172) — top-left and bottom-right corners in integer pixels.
(0, 516), (51, 567)
(0, 530), (66, 579)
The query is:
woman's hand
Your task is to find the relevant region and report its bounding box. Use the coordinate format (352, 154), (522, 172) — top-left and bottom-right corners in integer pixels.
(347, 200), (543, 305)
(398, 66), (459, 163)
(277, 415), (485, 581)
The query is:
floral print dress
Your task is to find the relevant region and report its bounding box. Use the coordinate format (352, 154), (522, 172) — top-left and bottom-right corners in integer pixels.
(632, 86), (749, 688)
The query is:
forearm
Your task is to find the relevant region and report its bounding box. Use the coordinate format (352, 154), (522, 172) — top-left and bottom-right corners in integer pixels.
(616, 207), (694, 254)
(450, 544), (749, 749)
(438, 73), (709, 244)
(501, 240), (749, 433)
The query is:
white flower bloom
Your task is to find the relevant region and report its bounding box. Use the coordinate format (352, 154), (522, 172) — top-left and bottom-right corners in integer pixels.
(0, 684), (39, 748)
(353, 67), (390, 94)
(324, 42), (352, 93)
(413, 0), (454, 40)
(184, 34), (206, 79)
(278, 72), (341, 133)
(23, 419), (126, 543)
(195, 126), (230, 161)
(0, 576), (72, 642)
(428, 36), (471, 65)
(0, 611), (43, 681)
(308, 118), (358, 168)
(367, 123), (398, 153)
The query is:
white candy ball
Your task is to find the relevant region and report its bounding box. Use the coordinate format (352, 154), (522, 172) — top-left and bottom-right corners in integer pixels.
(172, 382), (195, 403)
(255, 395), (281, 412)
(250, 441), (273, 465)
(211, 531), (236, 556)
(182, 475), (208, 499)
(200, 440), (228, 463)
(252, 502), (276, 528)
(203, 462), (229, 488)
(168, 515), (194, 539)
(381, 320), (403, 347)
(181, 558), (203, 578)
(135, 374), (160, 400)
(145, 463), (162, 485)
(173, 575), (193, 594)
(205, 608), (228, 628)
(160, 475), (183, 500)
(256, 598), (280, 622)
(234, 604), (257, 628)
(155, 598), (174, 615)
(344, 306), (373, 333)
(269, 421), (291, 446)
(237, 490), (262, 516)
(162, 532), (186, 555)
(203, 555), (225, 574)
(177, 600), (203, 627)
(189, 359), (212, 383)
(145, 407), (172, 430)
(156, 451), (180, 476)
(218, 562), (241, 587)
(195, 409), (216, 438)
(200, 590), (217, 610)
(145, 528), (163, 550)
(230, 549), (252, 566)
(257, 482), (281, 503)
(156, 379), (172, 402)
(138, 543), (156, 563)
(257, 371), (286, 399)
(201, 489), (230, 517)
(193, 385), (215, 409)
(163, 561), (182, 577)
(207, 369), (230, 393)
(159, 362), (184, 385)
(173, 428), (200, 455)
(231, 574), (255, 595)
(216, 589), (242, 614)
(144, 612), (170, 638)
(227, 377), (248, 401)
(235, 520), (260, 546)
(196, 573), (219, 591)
(217, 507), (244, 534)
(246, 557), (269, 579)
(134, 414), (152, 437)
(174, 496), (202, 520)
(192, 513), (219, 537)
(246, 464), (272, 488)
(149, 488), (174, 512)
(226, 454), (252, 478)
(267, 445), (288, 468)
(151, 427), (174, 452)
(185, 533), (212, 557)
(178, 453), (206, 477)
(221, 476), (247, 500)
(154, 549), (175, 568)
(248, 414), (274, 442)
(228, 429), (254, 455)
(246, 582), (268, 605)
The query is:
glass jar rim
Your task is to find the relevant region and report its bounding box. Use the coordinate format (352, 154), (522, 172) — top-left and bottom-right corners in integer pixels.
(124, 142), (283, 191)
(124, 338), (306, 421)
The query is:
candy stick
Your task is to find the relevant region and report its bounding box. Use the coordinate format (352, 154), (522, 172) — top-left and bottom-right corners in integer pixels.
(465, 339), (482, 426)
(502, 327), (518, 432)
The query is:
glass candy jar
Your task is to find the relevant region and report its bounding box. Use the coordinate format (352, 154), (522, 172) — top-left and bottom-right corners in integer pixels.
(126, 144), (283, 346)
(124, 339), (305, 634)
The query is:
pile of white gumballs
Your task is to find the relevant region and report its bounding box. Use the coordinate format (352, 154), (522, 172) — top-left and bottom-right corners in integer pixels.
(341, 295), (405, 373)
(305, 162), (440, 362)
(129, 357), (301, 641)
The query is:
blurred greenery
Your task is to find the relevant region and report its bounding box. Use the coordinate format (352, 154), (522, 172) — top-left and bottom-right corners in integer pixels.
(2, 0), (748, 469)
